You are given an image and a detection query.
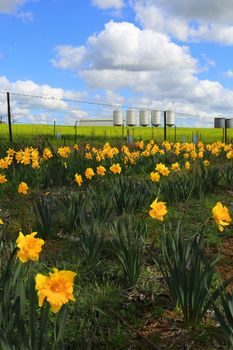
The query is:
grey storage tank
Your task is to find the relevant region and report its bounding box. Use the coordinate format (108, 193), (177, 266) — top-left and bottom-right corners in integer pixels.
(126, 109), (136, 126)
(225, 118), (233, 129)
(139, 109), (149, 127)
(214, 117), (225, 128)
(166, 110), (175, 127)
(151, 110), (161, 127)
(113, 109), (123, 126)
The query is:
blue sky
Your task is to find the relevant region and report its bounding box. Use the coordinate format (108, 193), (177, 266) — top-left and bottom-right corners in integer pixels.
(1, 0), (233, 126)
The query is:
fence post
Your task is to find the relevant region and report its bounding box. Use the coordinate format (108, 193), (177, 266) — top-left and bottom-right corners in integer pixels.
(224, 119), (228, 144)
(53, 120), (56, 136)
(74, 120), (79, 144)
(7, 92), (13, 143)
(163, 111), (167, 141)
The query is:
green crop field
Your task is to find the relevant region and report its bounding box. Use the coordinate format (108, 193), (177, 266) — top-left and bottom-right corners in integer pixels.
(1, 123), (233, 146)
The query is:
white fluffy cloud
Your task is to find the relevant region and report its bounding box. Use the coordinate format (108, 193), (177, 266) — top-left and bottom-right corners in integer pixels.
(91, 0), (124, 10)
(156, 0), (233, 22)
(52, 21), (197, 96)
(0, 76), (88, 124)
(134, 0), (233, 45)
(53, 21), (197, 72)
(0, 0), (30, 13)
(51, 46), (86, 70)
(14, 10), (33, 21)
(51, 19), (233, 123)
(225, 70), (233, 78)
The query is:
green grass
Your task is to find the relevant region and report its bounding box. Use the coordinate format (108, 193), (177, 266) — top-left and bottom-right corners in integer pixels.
(1, 179), (232, 349)
(1, 123), (233, 146)
(1, 139), (233, 348)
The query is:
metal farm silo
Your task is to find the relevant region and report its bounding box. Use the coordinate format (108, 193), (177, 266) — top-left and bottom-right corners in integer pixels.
(166, 110), (175, 127)
(225, 118), (233, 129)
(113, 109), (123, 126)
(139, 109), (149, 127)
(214, 117), (225, 128)
(151, 110), (161, 127)
(126, 109), (136, 126)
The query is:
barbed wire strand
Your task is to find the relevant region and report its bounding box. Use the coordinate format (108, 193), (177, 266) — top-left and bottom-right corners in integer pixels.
(0, 91), (203, 118)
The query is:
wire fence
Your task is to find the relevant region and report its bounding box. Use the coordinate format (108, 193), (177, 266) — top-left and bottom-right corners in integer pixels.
(0, 91), (232, 145)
